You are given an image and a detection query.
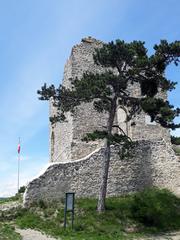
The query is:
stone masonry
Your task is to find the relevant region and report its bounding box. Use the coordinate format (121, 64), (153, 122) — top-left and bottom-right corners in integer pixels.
(24, 139), (180, 207)
(24, 37), (180, 206)
(49, 37), (170, 163)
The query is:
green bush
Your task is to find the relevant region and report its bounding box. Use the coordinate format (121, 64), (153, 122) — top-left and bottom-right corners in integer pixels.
(173, 145), (180, 155)
(171, 136), (180, 145)
(18, 186), (26, 194)
(130, 188), (180, 230)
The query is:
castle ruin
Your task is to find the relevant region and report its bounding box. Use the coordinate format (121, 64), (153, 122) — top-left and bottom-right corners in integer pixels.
(24, 37), (180, 206)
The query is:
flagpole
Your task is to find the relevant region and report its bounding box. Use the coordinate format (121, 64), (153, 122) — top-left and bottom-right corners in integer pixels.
(17, 137), (20, 193)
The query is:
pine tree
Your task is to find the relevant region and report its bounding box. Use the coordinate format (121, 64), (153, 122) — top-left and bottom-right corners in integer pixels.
(38, 39), (180, 212)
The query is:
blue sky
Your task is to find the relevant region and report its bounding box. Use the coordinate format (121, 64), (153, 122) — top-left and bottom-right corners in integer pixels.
(0, 0), (179, 197)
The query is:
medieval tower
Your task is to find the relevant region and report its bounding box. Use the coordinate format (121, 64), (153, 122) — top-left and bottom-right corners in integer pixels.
(24, 37), (180, 206)
(49, 37), (170, 163)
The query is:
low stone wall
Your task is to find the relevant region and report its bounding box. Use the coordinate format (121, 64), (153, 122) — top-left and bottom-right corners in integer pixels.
(24, 139), (180, 207)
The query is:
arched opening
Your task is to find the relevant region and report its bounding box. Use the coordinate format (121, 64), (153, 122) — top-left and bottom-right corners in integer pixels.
(117, 107), (128, 136)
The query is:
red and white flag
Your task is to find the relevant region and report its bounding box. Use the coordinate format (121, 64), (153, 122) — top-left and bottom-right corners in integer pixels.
(18, 143), (20, 154)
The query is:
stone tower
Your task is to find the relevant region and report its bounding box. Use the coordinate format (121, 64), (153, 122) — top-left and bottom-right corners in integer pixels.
(49, 37), (170, 163)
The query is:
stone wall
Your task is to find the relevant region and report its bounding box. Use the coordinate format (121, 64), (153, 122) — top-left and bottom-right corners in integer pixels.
(24, 139), (180, 207)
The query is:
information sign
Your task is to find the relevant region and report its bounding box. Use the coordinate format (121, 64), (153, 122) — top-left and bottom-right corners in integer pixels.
(64, 192), (75, 229)
(66, 193), (74, 211)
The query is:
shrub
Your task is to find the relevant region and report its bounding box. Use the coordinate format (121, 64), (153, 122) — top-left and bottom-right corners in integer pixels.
(171, 136), (180, 145)
(18, 186), (26, 194)
(130, 188), (180, 230)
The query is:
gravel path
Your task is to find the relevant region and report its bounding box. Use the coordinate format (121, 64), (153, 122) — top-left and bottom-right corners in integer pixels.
(16, 228), (60, 240)
(137, 231), (180, 240)
(13, 227), (180, 240)
(15, 228), (180, 240)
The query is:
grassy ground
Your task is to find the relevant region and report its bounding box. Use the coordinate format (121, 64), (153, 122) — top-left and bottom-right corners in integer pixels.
(0, 194), (22, 205)
(0, 223), (21, 240)
(1, 188), (180, 240)
(15, 188), (180, 240)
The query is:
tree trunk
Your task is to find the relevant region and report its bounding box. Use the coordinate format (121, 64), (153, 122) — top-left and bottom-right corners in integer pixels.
(97, 139), (111, 212)
(97, 97), (117, 212)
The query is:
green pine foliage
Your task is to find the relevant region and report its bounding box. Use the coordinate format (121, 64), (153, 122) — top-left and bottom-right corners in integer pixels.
(38, 39), (180, 133)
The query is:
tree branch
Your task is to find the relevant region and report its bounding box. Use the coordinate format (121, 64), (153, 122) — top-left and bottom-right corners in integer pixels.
(112, 125), (133, 143)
